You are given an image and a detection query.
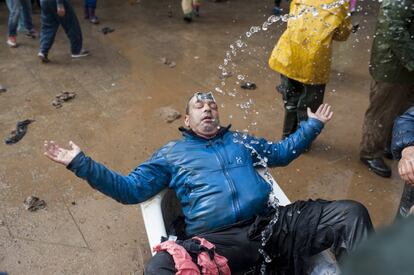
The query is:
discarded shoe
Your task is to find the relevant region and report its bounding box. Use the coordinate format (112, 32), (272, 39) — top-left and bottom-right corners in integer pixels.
(241, 81), (257, 90)
(38, 52), (50, 63)
(360, 157), (392, 178)
(4, 119), (35, 145)
(23, 196), (47, 212)
(101, 27), (114, 35)
(71, 50), (90, 58)
(52, 91), (76, 108)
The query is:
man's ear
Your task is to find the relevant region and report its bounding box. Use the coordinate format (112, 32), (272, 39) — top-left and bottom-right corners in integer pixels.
(184, 115), (190, 127)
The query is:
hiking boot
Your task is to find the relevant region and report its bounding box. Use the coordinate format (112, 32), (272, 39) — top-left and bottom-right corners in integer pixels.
(71, 50), (90, 58)
(6, 36), (17, 48)
(38, 52), (50, 63)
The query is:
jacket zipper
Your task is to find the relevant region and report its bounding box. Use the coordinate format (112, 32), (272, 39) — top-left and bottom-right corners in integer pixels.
(210, 140), (241, 220)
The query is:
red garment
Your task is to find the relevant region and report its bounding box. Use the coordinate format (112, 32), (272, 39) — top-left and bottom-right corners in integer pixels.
(193, 237), (231, 275)
(154, 240), (200, 275)
(154, 238), (231, 275)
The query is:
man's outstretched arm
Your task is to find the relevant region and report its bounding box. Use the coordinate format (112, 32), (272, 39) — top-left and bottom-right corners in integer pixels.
(44, 140), (171, 204)
(246, 104), (333, 167)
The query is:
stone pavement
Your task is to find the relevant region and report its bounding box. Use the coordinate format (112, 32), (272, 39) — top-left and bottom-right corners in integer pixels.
(0, 0), (403, 273)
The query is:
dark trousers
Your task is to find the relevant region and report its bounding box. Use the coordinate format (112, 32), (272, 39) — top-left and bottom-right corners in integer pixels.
(278, 75), (325, 138)
(360, 81), (414, 158)
(84, 0), (97, 8)
(39, 0), (83, 55)
(145, 200), (373, 275)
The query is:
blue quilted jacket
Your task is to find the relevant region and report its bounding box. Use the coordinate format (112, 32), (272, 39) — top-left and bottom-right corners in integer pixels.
(392, 106), (414, 160)
(67, 119), (324, 235)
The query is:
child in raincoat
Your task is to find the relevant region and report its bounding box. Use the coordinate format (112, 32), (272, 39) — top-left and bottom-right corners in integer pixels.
(268, 0), (352, 139)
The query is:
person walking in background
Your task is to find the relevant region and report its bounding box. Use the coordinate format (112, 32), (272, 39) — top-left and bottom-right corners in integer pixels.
(181, 0), (200, 23)
(359, 0), (414, 178)
(83, 0), (99, 24)
(268, 0), (351, 140)
(38, 0), (89, 63)
(6, 0), (37, 47)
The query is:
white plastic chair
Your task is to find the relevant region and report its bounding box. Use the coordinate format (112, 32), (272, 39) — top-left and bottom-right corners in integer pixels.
(140, 168), (339, 274)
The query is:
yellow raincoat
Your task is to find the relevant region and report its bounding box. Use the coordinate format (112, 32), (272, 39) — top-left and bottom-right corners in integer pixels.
(268, 0), (352, 85)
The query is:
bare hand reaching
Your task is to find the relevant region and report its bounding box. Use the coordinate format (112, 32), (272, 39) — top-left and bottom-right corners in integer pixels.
(44, 140), (81, 166)
(307, 103), (333, 124)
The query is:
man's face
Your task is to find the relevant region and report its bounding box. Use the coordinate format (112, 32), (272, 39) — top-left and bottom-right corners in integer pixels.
(185, 93), (220, 139)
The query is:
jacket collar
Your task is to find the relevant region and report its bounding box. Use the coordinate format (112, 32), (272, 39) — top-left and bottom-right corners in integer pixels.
(179, 125), (232, 141)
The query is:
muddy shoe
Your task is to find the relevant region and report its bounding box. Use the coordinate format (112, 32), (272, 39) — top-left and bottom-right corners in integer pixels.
(4, 119), (35, 145)
(23, 196), (47, 212)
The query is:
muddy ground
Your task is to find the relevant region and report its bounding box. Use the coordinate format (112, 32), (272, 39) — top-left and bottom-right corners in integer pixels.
(0, 0), (404, 273)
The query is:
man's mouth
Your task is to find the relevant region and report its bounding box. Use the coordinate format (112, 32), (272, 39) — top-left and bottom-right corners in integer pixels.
(202, 116), (214, 122)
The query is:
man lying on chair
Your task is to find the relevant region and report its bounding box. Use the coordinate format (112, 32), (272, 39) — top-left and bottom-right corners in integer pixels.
(44, 92), (373, 274)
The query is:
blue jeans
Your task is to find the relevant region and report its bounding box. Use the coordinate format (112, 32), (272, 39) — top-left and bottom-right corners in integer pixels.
(39, 0), (83, 55)
(7, 0), (33, 36)
(84, 0), (97, 8)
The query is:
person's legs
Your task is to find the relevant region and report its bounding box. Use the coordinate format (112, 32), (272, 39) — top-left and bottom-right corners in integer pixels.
(181, 0), (192, 22)
(85, 0), (98, 24)
(20, 0), (34, 32)
(144, 223), (260, 274)
(7, 0), (21, 37)
(39, 0), (59, 57)
(58, 0), (83, 55)
(310, 200), (373, 261)
(360, 81), (412, 177)
(360, 81), (410, 159)
(279, 75), (302, 138)
(297, 83), (325, 122)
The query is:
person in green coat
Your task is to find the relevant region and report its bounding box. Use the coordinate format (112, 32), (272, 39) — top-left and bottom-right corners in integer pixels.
(360, 0), (414, 178)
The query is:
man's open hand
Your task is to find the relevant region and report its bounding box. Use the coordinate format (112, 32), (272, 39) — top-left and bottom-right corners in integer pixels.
(44, 140), (80, 166)
(307, 103), (333, 124)
(399, 146), (414, 184)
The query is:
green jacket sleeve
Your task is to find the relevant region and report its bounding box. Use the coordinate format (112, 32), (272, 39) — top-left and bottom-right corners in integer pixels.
(382, 0), (414, 71)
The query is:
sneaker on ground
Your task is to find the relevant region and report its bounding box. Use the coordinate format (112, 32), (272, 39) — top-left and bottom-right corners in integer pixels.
(6, 36), (17, 47)
(71, 50), (90, 58)
(25, 29), (37, 39)
(38, 52), (50, 63)
(89, 16), (99, 24)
